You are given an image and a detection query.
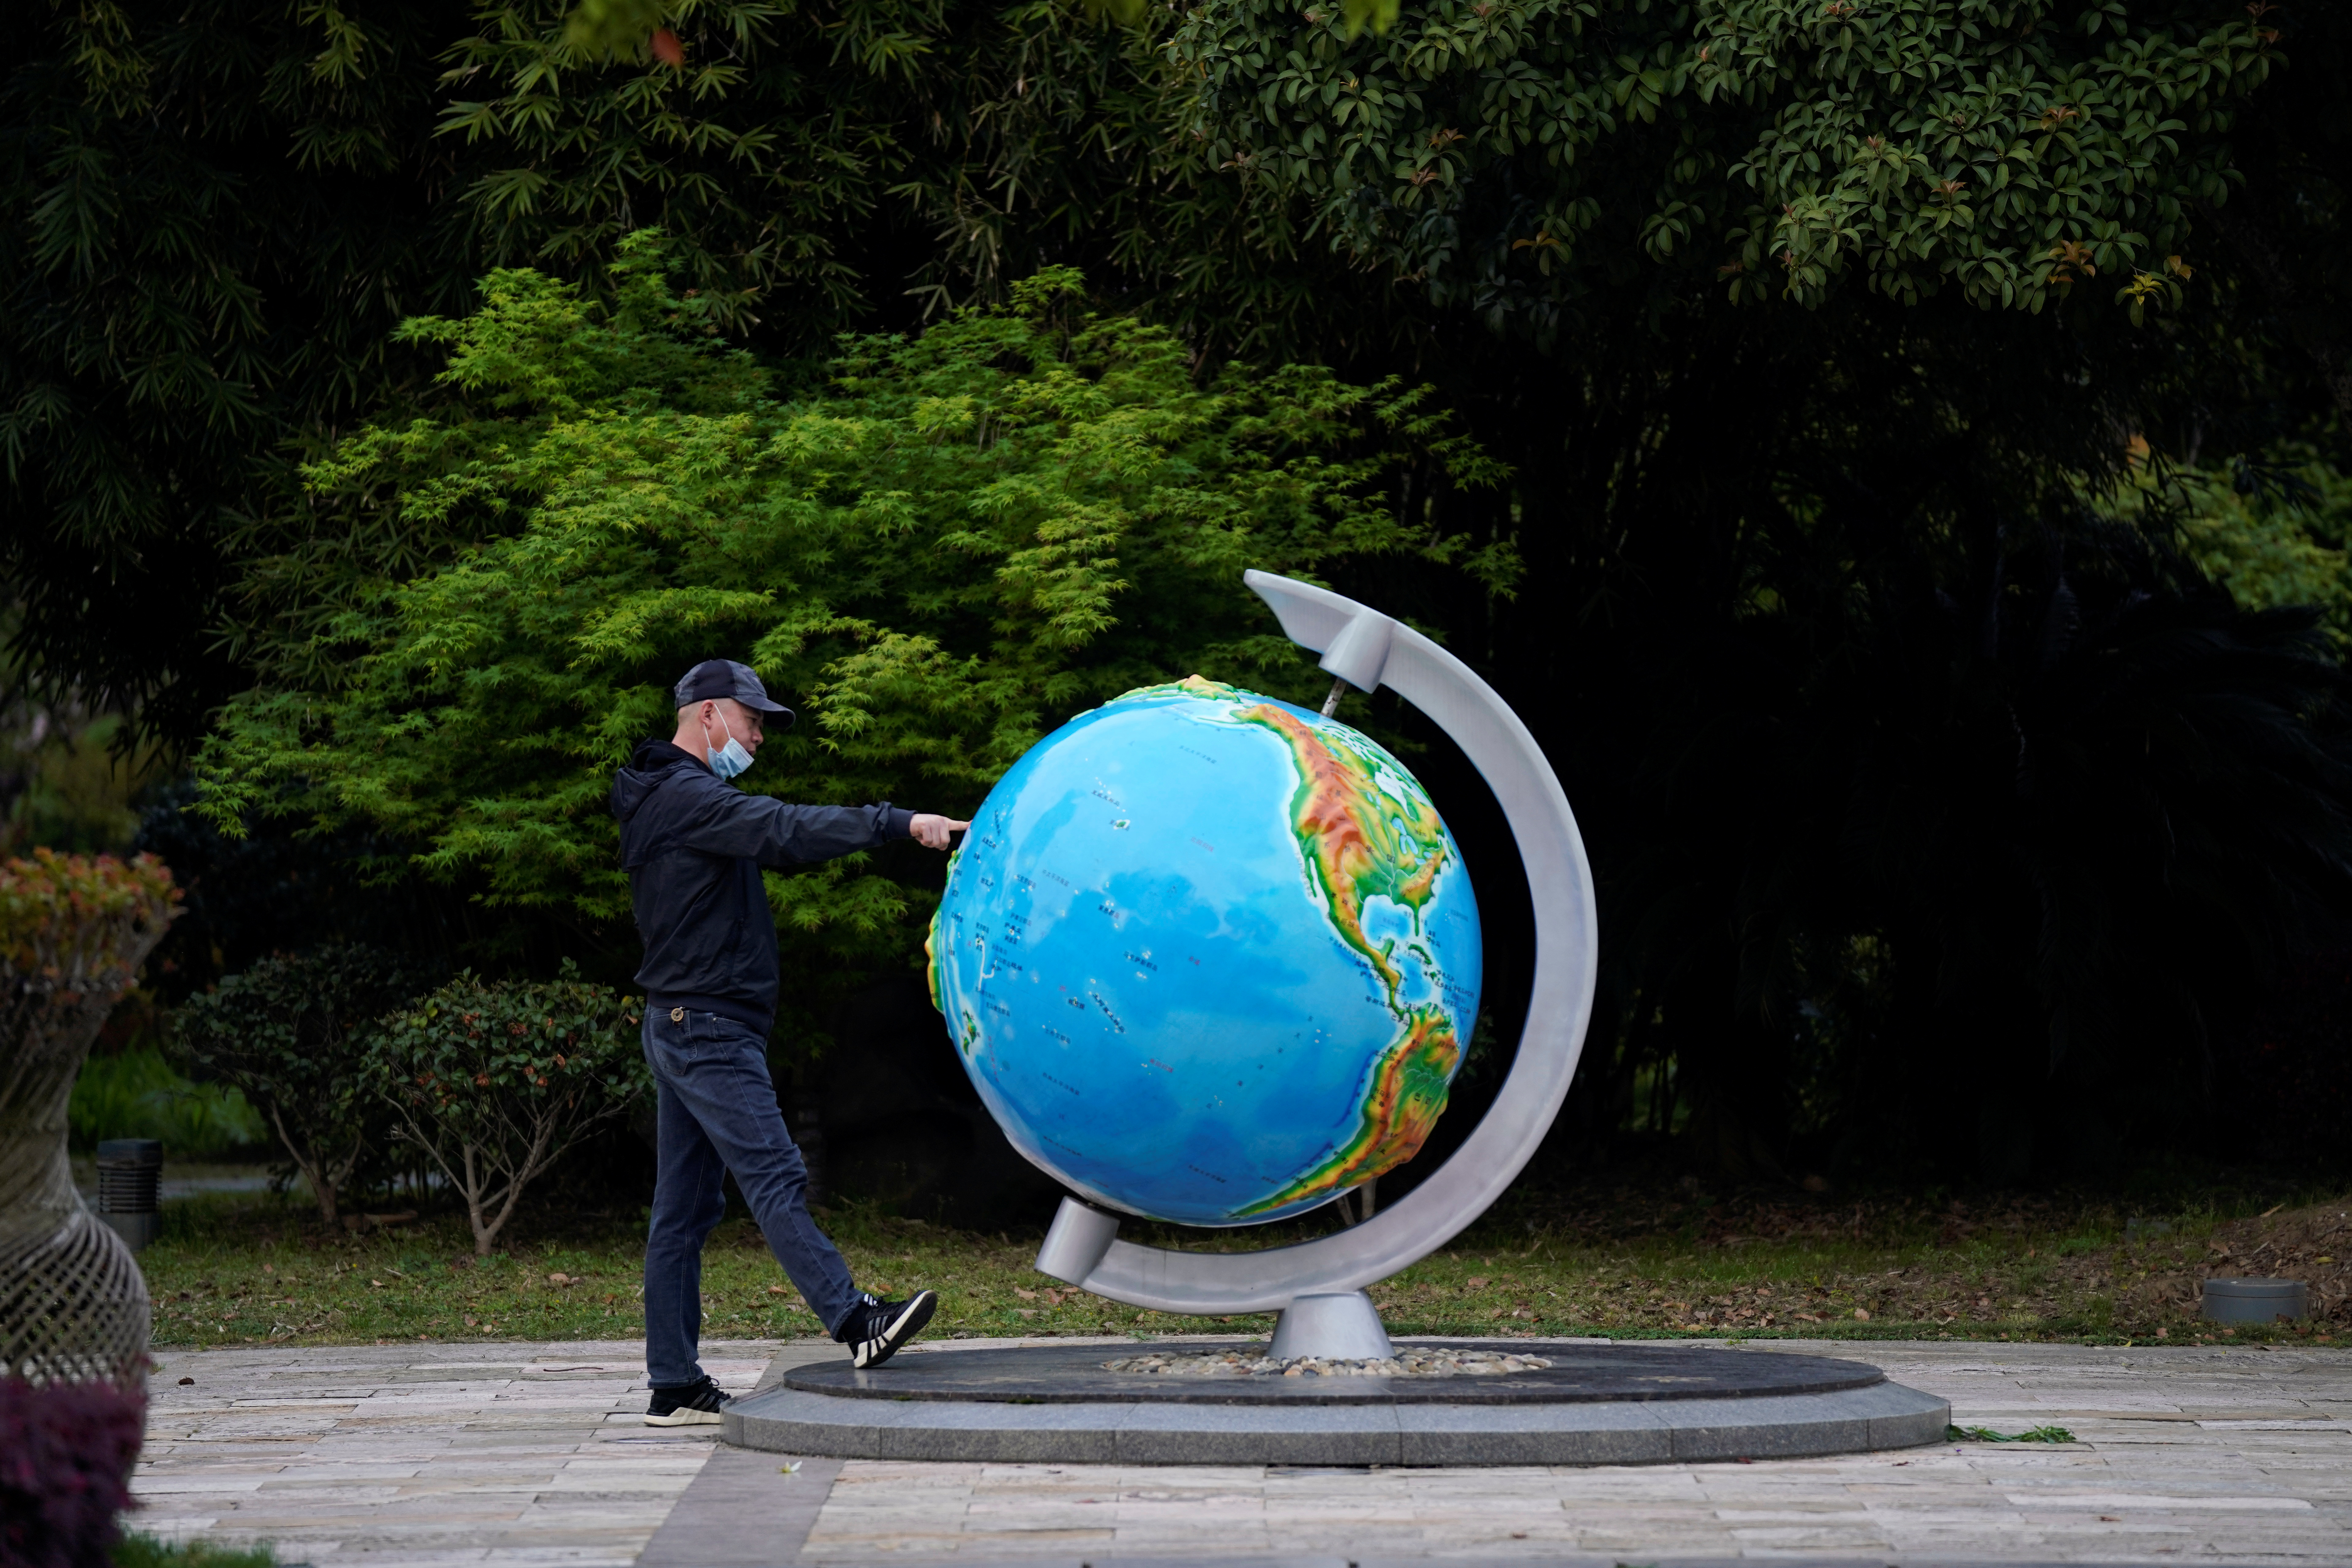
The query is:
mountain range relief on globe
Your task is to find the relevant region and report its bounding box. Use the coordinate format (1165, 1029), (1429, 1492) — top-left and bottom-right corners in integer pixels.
(927, 676), (1483, 1226)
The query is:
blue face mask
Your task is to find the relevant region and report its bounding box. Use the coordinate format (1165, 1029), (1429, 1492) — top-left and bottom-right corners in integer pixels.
(706, 715), (755, 780)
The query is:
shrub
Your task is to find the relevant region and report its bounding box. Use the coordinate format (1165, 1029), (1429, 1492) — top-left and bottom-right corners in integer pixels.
(0, 851), (179, 1026)
(368, 966), (648, 1255)
(0, 1375), (145, 1568)
(173, 947), (427, 1227)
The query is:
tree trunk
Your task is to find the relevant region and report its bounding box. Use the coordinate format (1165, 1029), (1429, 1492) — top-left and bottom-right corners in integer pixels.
(270, 1103), (339, 1227)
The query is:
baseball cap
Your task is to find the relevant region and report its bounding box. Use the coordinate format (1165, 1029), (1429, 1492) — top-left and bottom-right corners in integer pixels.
(673, 659), (795, 725)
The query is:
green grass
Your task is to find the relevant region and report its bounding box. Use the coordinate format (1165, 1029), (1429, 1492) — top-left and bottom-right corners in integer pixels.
(112, 1533), (276, 1567)
(137, 1176), (2352, 1349)
(1949, 1424), (2078, 1443)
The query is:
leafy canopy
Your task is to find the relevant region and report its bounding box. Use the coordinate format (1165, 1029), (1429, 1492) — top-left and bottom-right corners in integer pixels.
(196, 238), (1512, 966)
(1175, 0), (2276, 323)
(3, 0), (1185, 738)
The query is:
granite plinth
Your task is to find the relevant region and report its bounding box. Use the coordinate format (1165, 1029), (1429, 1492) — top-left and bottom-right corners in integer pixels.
(723, 1340), (1950, 1466)
(780, 1339), (1879, 1404)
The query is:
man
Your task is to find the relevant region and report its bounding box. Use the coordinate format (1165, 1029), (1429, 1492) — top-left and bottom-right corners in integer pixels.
(612, 659), (968, 1426)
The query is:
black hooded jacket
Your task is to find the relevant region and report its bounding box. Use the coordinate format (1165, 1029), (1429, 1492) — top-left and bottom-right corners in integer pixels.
(612, 739), (913, 1034)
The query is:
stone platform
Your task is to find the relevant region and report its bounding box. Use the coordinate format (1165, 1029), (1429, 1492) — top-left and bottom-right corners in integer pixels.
(720, 1339), (1949, 1466)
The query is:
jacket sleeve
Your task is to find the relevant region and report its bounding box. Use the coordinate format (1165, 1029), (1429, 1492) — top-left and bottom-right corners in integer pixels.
(662, 774), (914, 868)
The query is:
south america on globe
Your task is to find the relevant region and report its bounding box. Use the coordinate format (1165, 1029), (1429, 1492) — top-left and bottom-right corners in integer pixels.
(927, 676), (1482, 1226)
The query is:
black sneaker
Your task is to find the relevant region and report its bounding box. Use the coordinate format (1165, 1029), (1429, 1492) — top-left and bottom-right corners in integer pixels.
(837, 1289), (937, 1369)
(644, 1374), (729, 1427)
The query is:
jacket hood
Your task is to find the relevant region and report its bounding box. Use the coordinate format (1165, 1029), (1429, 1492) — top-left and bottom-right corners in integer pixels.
(612, 739), (703, 825)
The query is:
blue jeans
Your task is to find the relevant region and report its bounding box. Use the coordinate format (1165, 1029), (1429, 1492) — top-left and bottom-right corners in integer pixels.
(641, 1007), (859, 1387)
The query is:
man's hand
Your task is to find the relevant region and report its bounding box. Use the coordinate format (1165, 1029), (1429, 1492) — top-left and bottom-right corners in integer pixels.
(909, 814), (968, 850)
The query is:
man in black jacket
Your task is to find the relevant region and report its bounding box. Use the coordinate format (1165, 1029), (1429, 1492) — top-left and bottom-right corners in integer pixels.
(613, 659), (967, 1425)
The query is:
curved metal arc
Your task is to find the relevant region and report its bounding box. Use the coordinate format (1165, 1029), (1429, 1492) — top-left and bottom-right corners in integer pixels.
(1053, 572), (1601, 1315)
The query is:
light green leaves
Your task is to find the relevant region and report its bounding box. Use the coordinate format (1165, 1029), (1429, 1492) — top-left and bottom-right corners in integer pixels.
(196, 240), (1514, 975)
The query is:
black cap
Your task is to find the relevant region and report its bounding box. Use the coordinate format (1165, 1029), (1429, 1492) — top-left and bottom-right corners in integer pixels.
(673, 659), (795, 725)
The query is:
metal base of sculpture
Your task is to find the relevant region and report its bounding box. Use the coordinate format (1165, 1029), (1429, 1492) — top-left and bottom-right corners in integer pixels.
(722, 1339), (1952, 1465)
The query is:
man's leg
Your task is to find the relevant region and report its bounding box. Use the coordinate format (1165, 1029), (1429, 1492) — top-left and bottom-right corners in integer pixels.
(643, 1018), (730, 1389)
(647, 1009), (862, 1335)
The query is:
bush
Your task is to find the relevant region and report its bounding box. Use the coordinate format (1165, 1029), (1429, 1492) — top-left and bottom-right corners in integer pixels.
(68, 1048), (264, 1159)
(173, 946), (428, 1227)
(0, 851), (179, 1015)
(0, 1375), (145, 1568)
(368, 966), (648, 1255)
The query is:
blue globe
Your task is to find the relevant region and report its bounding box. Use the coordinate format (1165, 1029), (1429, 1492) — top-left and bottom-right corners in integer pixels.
(927, 676), (1483, 1226)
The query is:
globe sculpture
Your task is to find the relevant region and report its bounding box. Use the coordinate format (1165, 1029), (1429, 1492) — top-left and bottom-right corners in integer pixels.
(928, 676), (1483, 1227)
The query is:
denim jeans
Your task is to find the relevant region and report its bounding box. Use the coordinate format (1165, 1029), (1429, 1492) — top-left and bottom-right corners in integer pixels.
(641, 1007), (859, 1387)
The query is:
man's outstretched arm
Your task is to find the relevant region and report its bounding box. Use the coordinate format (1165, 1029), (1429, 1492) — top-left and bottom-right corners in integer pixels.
(662, 777), (964, 865)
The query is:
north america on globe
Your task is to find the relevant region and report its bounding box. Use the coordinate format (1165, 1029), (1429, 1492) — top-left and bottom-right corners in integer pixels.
(927, 675), (1483, 1226)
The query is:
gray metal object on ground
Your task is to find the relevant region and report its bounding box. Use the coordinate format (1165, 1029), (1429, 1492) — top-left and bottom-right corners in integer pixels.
(721, 1339), (1950, 1465)
(96, 1137), (162, 1251)
(1032, 572), (1602, 1358)
(2203, 1277), (2310, 1323)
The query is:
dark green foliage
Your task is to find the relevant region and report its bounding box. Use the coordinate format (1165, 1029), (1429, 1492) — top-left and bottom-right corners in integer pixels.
(368, 966), (647, 1254)
(10, 0), (2352, 1190)
(1175, 0), (2274, 324)
(2, 0), (1184, 741)
(1609, 520), (2352, 1179)
(174, 946), (433, 1226)
(129, 780), (468, 1004)
(2215, 945), (2352, 1171)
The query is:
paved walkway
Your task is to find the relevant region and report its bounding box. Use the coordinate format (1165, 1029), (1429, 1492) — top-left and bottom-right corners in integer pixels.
(138, 1337), (2352, 1565)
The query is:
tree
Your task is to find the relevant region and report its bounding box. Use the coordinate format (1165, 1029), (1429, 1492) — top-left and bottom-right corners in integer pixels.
(20, 0), (2352, 1179)
(1177, 0), (2275, 322)
(193, 242), (1511, 1035)
(2, 0), (1187, 741)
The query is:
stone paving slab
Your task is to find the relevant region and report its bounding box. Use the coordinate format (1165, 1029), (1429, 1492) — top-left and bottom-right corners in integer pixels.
(139, 1337), (2352, 1565)
(140, 1338), (803, 1567)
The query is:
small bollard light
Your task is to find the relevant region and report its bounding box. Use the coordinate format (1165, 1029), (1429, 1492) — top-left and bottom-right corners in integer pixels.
(95, 1138), (163, 1251)
(2201, 1277), (2308, 1325)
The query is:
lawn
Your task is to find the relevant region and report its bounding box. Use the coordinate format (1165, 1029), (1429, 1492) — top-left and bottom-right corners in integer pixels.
(138, 1172), (2352, 1351)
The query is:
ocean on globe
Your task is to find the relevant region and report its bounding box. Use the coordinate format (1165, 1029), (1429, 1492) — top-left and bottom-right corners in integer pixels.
(926, 675), (1482, 1226)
